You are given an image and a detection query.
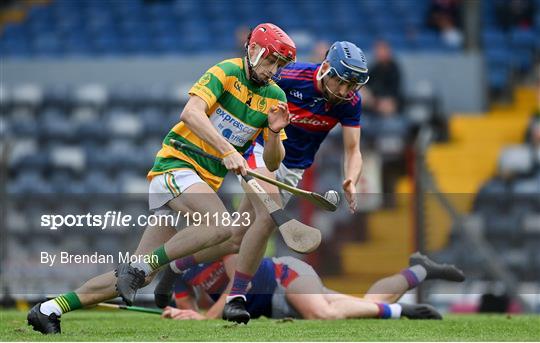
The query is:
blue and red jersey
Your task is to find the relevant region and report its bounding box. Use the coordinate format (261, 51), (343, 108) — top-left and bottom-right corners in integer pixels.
(254, 62), (362, 170)
(173, 257), (299, 318)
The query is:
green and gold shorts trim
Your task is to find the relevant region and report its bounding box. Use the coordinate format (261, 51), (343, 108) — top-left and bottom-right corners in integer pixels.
(148, 169), (204, 211)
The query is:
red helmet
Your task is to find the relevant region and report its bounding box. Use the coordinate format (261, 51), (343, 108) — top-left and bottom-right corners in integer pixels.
(248, 23), (296, 65)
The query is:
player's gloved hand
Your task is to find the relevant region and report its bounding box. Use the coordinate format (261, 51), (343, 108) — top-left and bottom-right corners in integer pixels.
(342, 178), (357, 214)
(223, 150), (248, 176)
(268, 101), (290, 132)
(161, 306), (207, 320)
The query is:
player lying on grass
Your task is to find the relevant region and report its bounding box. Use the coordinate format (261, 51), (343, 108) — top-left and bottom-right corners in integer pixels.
(27, 23), (296, 334)
(157, 252), (464, 320)
(154, 41), (370, 324)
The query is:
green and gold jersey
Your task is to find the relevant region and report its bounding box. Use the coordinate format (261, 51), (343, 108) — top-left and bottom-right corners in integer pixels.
(148, 58), (287, 191)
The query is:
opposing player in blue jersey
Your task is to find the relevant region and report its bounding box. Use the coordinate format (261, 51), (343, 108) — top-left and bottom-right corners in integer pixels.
(220, 41), (370, 323)
(247, 41), (368, 212)
(158, 252), (464, 321)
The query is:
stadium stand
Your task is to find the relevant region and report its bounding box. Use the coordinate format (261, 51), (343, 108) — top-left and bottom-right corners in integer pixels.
(1, 0), (539, 308)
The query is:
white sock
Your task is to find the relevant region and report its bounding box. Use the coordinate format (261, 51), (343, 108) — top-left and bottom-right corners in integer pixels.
(131, 262), (152, 276)
(389, 303), (402, 319)
(409, 265), (428, 283)
(226, 295), (246, 303)
(39, 300), (62, 316)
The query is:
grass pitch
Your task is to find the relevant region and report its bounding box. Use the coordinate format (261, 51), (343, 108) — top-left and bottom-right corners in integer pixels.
(1, 309), (539, 341)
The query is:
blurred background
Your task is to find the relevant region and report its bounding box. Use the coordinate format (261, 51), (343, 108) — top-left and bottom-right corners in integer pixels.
(1, 0), (539, 315)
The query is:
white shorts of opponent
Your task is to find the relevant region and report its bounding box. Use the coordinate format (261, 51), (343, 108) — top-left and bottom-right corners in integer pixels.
(247, 143), (305, 207)
(270, 256), (320, 319)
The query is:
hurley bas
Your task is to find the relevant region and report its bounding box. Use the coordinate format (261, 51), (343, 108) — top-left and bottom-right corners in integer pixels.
(40, 251), (158, 267)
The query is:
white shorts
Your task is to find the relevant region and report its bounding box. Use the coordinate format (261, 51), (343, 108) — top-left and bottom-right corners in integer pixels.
(148, 169), (204, 213)
(248, 143), (305, 206)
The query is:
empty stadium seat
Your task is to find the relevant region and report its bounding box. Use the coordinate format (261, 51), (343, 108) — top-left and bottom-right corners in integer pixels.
(1, 0), (469, 58)
(482, 28), (508, 48)
(83, 171), (120, 193)
(11, 84), (43, 108)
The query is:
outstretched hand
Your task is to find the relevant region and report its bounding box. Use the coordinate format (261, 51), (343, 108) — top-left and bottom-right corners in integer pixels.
(342, 179), (357, 214)
(161, 306), (207, 320)
(268, 101), (290, 133)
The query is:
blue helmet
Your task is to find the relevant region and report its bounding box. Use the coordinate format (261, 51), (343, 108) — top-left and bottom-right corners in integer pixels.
(324, 41), (369, 85)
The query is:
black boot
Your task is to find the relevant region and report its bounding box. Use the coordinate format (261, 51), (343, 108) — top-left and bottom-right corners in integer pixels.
(115, 263), (146, 306)
(223, 297), (250, 324)
(27, 303), (61, 334)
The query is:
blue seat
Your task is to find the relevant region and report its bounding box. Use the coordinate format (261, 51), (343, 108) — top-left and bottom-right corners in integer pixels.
(87, 148), (118, 173)
(32, 34), (63, 56)
(412, 31), (443, 51)
(512, 49), (534, 72)
(482, 28), (508, 48)
(172, 0), (199, 17)
(84, 171), (120, 193)
(380, 33), (411, 51)
(0, 39), (32, 58)
(389, 0), (416, 13)
(118, 20), (144, 34)
(27, 18), (55, 36)
(361, 0), (388, 13)
(123, 35), (153, 54)
(150, 20), (177, 36)
(42, 119), (75, 140)
(511, 28), (536, 50)
(49, 170), (76, 193)
(153, 34), (181, 53)
(56, 16), (81, 33)
(63, 42), (94, 56)
(139, 108), (165, 136)
(12, 151), (50, 172)
(488, 69), (510, 91)
(26, 5), (53, 21)
(211, 19), (236, 35)
(371, 15), (402, 34)
(93, 35), (124, 55)
(9, 171), (54, 194)
(1, 23), (27, 40)
(485, 47), (512, 68)
(10, 118), (39, 137)
(147, 3), (174, 19)
(212, 31), (236, 51)
(77, 120), (107, 141)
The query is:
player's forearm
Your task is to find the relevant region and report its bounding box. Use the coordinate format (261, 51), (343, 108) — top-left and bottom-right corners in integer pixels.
(182, 108), (236, 155)
(262, 132), (285, 172)
(176, 296), (198, 311)
(344, 149), (363, 185)
(205, 294), (227, 319)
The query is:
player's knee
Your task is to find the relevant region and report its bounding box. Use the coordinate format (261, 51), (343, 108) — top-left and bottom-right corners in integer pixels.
(228, 227), (247, 252)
